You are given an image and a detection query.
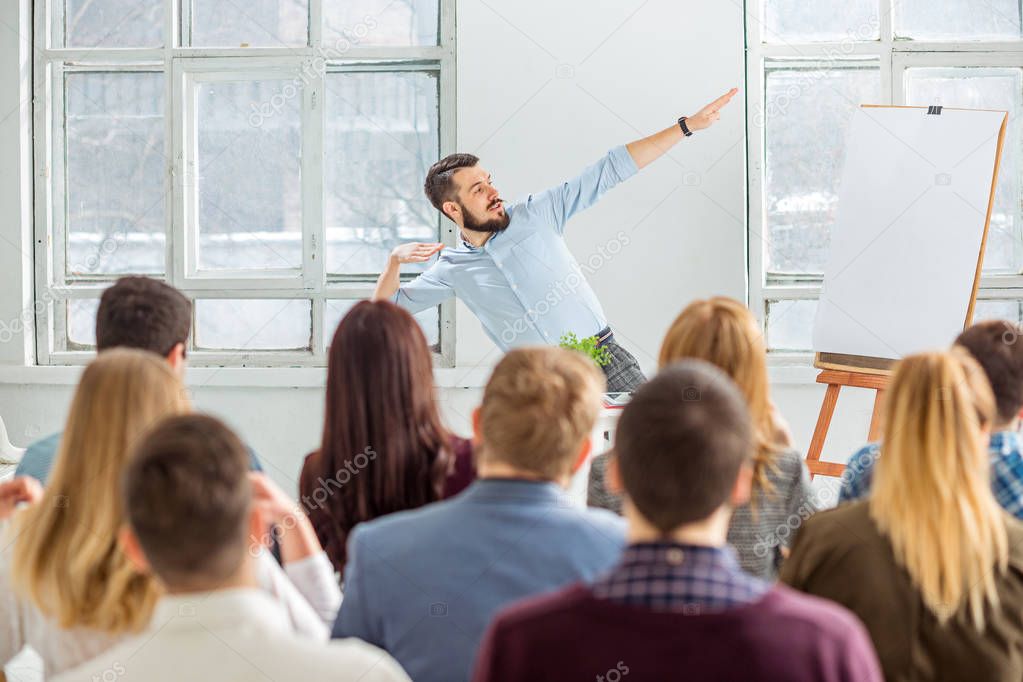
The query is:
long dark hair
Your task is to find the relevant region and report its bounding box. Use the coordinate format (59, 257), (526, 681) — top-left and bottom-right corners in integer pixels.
(308, 300), (451, 572)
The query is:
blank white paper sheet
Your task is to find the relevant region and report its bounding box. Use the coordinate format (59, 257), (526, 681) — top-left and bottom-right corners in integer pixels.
(812, 106), (1007, 360)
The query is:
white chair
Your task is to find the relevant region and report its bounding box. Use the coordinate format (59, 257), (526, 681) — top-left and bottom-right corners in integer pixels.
(0, 415), (25, 465)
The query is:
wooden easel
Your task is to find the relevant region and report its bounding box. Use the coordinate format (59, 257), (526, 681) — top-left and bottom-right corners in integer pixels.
(805, 363), (890, 479)
(805, 105), (1007, 479)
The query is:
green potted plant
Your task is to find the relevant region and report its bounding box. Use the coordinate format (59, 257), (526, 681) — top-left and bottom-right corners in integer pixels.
(558, 332), (612, 368)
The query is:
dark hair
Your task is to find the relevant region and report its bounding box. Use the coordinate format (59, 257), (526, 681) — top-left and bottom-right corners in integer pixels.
(96, 277), (191, 356)
(123, 415), (251, 590)
(424, 153), (479, 215)
(616, 360), (753, 532)
(955, 319), (1023, 425)
(302, 300), (451, 573)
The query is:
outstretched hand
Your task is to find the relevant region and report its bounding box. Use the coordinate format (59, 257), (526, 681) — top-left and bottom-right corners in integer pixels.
(0, 476), (43, 520)
(686, 87), (739, 132)
(391, 242), (444, 264)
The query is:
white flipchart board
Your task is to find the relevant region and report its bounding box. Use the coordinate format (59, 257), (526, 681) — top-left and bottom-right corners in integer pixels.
(812, 105), (1008, 370)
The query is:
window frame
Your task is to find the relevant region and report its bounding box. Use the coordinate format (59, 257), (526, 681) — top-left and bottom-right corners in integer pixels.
(746, 1), (1023, 357)
(33, 0), (457, 368)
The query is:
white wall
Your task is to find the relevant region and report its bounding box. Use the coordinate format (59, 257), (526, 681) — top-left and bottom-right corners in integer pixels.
(0, 0), (869, 498)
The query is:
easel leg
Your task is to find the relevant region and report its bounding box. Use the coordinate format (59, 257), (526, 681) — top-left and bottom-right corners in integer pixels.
(867, 389), (884, 441)
(806, 384), (841, 480)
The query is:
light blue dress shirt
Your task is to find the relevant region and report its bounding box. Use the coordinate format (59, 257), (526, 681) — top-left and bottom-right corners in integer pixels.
(393, 146), (639, 350)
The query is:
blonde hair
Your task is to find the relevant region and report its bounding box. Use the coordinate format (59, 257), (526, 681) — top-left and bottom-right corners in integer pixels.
(10, 349), (191, 632)
(479, 347), (605, 479)
(870, 350), (1005, 630)
(658, 297), (778, 495)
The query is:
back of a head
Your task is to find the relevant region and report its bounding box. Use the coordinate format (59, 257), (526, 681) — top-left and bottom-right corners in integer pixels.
(96, 276), (191, 355)
(316, 300), (449, 570)
(11, 348), (190, 631)
(872, 350), (1004, 629)
(954, 319), (1023, 427)
(658, 297), (774, 492)
(479, 346), (605, 479)
(124, 414), (252, 591)
(616, 360), (753, 532)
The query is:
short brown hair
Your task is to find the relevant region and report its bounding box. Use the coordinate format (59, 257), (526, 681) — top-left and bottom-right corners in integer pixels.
(123, 415), (251, 590)
(96, 276), (191, 356)
(424, 153), (479, 215)
(955, 319), (1023, 425)
(479, 347), (605, 479)
(616, 360), (753, 532)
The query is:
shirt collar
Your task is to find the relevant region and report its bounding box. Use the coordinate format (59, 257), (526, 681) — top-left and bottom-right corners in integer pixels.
(991, 430), (1022, 456)
(460, 478), (571, 506)
(148, 588), (288, 634)
(618, 542), (740, 572)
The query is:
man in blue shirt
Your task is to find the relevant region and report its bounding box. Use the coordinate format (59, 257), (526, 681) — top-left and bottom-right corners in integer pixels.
(16, 276), (262, 483)
(372, 88), (738, 392)
(332, 347), (626, 682)
(840, 319), (1023, 516)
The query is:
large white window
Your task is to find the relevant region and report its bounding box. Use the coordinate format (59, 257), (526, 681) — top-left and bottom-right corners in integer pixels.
(34, 0), (455, 366)
(748, 1), (1023, 354)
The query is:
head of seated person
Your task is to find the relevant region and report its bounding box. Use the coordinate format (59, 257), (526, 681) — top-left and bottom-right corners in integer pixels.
(607, 360), (753, 543)
(473, 346), (606, 487)
(306, 299), (461, 573)
(119, 414), (255, 594)
(10, 349), (191, 633)
(96, 276), (191, 374)
(955, 319), (1023, 432)
(658, 297), (787, 499)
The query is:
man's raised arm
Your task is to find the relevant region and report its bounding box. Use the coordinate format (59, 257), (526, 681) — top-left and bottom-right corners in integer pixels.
(372, 242), (445, 301)
(625, 88), (738, 169)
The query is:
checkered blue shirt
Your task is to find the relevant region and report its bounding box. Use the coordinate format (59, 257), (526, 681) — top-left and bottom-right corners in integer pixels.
(839, 431), (1023, 518)
(591, 542), (770, 613)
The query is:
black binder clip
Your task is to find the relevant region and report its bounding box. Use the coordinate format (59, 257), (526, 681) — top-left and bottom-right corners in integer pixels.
(927, 105), (943, 115)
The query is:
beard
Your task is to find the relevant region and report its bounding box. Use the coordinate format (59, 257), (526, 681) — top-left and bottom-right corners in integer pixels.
(460, 201), (511, 234)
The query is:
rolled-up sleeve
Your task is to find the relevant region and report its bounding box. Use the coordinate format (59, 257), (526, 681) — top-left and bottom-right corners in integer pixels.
(523, 145), (639, 235)
(392, 262), (454, 315)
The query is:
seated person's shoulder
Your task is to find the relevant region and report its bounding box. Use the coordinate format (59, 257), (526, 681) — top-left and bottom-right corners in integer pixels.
(766, 583), (873, 644)
(796, 499), (876, 551)
(489, 584), (591, 633)
(14, 431), (62, 481)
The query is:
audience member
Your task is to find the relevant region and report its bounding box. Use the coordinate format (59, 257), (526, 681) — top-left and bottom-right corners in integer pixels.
(589, 296), (813, 577)
(0, 351), (331, 676)
(299, 300), (474, 574)
(841, 319), (1023, 515)
(474, 361), (881, 682)
(332, 347), (626, 682)
(783, 350), (1023, 680)
(53, 415), (410, 682)
(15, 276), (261, 484)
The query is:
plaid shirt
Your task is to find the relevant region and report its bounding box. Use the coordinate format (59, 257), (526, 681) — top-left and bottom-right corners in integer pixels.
(591, 542), (769, 613)
(839, 431), (1023, 518)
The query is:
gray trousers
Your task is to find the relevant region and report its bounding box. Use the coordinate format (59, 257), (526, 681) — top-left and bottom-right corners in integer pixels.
(600, 339), (646, 393)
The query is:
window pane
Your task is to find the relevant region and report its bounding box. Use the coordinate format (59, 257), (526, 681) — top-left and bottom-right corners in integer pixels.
(195, 299), (311, 350)
(197, 79), (302, 271)
(974, 299), (1023, 324)
(324, 299), (440, 348)
(894, 0), (1021, 41)
(67, 299), (99, 348)
(325, 71), (439, 275)
(190, 0), (309, 47)
(66, 72), (166, 277)
(764, 64), (882, 277)
(905, 68), (1023, 275)
(762, 0), (878, 43)
(64, 0), (163, 47)
(766, 299), (817, 351)
(324, 0), (439, 47)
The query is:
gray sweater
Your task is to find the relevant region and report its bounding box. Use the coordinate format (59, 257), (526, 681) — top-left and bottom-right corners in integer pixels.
(587, 447), (816, 579)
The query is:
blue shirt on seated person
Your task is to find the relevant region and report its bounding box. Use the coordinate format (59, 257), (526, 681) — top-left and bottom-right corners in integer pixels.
(16, 431), (263, 484)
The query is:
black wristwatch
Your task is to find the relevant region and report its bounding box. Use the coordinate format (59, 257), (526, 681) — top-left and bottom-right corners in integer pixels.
(678, 116), (694, 137)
